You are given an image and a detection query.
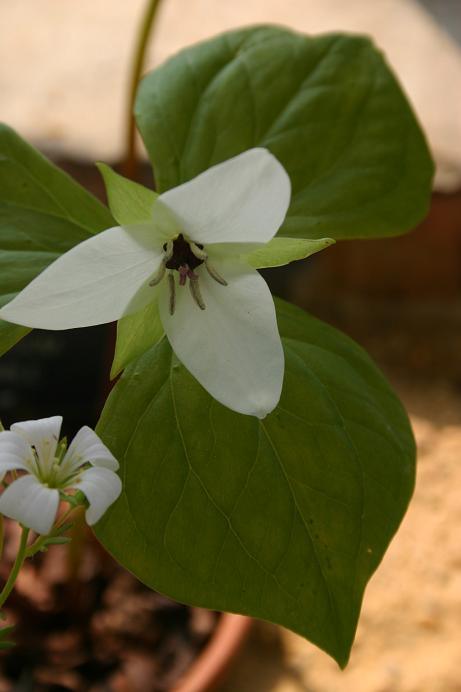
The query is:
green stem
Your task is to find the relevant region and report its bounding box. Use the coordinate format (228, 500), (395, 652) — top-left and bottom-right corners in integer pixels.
(124, 0), (164, 180)
(0, 527), (29, 609)
(0, 515), (4, 562)
(25, 505), (74, 558)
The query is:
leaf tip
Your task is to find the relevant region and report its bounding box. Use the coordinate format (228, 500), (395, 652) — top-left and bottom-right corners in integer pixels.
(109, 361), (122, 381)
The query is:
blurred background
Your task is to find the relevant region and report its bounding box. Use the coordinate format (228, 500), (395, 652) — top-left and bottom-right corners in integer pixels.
(1, 1), (461, 690)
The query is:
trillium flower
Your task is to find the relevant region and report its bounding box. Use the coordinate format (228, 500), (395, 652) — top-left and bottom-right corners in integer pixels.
(0, 416), (121, 535)
(0, 149), (330, 417)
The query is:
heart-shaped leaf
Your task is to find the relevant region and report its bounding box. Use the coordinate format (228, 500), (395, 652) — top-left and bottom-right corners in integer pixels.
(135, 26), (433, 241)
(95, 298), (415, 666)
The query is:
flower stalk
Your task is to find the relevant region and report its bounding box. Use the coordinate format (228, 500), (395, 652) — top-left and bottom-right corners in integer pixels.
(0, 527), (29, 609)
(124, 0), (164, 179)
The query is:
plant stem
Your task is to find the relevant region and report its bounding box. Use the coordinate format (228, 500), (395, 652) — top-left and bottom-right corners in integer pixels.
(0, 516), (4, 562)
(124, 0), (164, 180)
(25, 505), (75, 558)
(0, 527), (29, 609)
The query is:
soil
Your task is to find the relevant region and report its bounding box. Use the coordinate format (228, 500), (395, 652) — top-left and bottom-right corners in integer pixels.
(0, 519), (219, 691)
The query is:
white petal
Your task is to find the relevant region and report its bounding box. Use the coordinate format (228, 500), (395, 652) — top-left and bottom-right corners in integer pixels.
(60, 426), (118, 478)
(74, 467), (122, 525)
(0, 475), (59, 534)
(0, 225), (165, 330)
(11, 416), (62, 474)
(0, 431), (35, 477)
(159, 260), (284, 418)
(158, 148), (291, 245)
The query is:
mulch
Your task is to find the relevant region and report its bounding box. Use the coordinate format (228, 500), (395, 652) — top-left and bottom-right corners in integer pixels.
(0, 519), (218, 691)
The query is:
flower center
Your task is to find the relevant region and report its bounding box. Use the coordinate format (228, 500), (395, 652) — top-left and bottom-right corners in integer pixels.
(164, 234), (204, 274)
(149, 233), (228, 315)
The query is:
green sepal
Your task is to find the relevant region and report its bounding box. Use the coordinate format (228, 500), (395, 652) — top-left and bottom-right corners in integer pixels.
(111, 301), (165, 379)
(246, 237), (335, 268)
(97, 163), (157, 226)
(60, 490), (87, 509)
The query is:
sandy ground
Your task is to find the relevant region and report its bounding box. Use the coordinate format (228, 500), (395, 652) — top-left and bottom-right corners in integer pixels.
(219, 380), (461, 692)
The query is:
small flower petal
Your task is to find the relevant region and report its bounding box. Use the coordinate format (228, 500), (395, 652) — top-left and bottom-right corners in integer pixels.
(0, 475), (59, 535)
(11, 416), (62, 474)
(74, 467), (122, 525)
(0, 431), (35, 478)
(159, 259), (284, 418)
(159, 148), (291, 245)
(0, 226), (165, 330)
(60, 426), (118, 479)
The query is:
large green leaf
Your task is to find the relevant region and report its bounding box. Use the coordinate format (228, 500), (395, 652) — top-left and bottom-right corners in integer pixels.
(0, 124), (114, 355)
(136, 26), (433, 240)
(95, 298), (415, 666)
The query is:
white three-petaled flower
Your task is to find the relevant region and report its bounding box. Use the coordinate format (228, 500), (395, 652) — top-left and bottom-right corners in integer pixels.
(0, 149), (291, 418)
(0, 416), (121, 534)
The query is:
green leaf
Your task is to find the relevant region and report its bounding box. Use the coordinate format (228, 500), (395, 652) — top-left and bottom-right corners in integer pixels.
(95, 298), (415, 666)
(0, 124), (114, 356)
(111, 301), (164, 378)
(43, 536), (72, 546)
(0, 625), (14, 636)
(0, 623), (15, 649)
(97, 163), (157, 225)
(136, 26), (433, 241)
(0, 641), (15, 650)
(246, 237), (334, 268)
(0, 322), (29, 358)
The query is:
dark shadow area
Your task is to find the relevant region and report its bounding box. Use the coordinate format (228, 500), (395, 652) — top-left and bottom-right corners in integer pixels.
(0, 326), (110, 437)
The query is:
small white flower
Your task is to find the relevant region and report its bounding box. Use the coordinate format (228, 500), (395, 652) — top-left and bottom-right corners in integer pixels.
(0, 416), (121, 535)
(0, 148), (291, 418)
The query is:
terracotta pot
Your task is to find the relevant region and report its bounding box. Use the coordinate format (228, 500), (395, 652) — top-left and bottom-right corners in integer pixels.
(173, 614), (253, 692)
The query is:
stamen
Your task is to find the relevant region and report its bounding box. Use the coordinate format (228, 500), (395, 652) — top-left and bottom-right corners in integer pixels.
(149, 260), (166, 286)
(190, 242), (208, 261)
(168, 272), (176, 315)
(150, 241), (176, 287)
(164, 240), (174, 261)
(189, 276), (206, 310)
(205, 260), (228, 286)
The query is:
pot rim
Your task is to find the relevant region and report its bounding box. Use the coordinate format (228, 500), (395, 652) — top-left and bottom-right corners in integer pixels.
(172, 613), (253, 692)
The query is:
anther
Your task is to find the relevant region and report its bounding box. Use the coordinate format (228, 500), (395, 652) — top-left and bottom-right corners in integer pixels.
(189, 276), (206, 310)
(189, 242), (208, 262)
(164, 240), (174, 261)
(168, 272), (176, 315)
(205, 261), (228, 286)
(149, 260), (166, 286)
